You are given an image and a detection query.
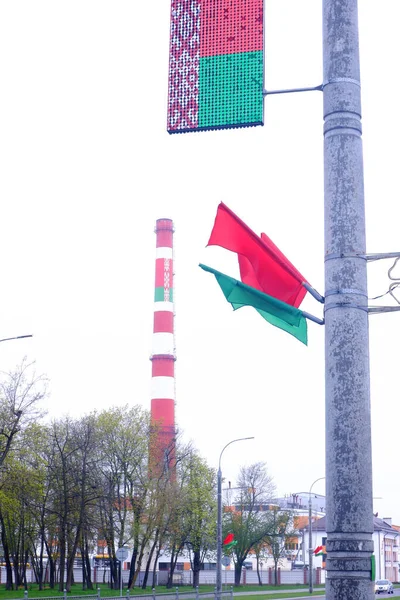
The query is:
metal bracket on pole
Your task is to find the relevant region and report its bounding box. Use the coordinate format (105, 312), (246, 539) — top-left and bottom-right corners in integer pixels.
(325, 288), (367, 298)
(301, 311), (324, 325)
(325, 251), (400, 262)
(364, 252), (400, 262)
(263, 78), (361, 98)
(325, 252), (400, 305)
(324, 303), (400, 315)
(368, 306), (400, 314)
(324, 303), (369, 314)
(263, 84), (323, 96)
(303, 282), (324, 303)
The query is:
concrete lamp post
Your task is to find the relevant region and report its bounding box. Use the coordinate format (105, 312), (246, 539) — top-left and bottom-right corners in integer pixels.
(216, 437), (254, 600)
(308, 477), (325, 594)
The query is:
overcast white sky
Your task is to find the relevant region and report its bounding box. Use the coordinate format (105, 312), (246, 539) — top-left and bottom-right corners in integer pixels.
(0, 1), (399, 524)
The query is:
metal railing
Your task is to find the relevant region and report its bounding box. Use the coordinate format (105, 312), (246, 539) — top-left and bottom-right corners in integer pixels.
(22, 586), (234, 600)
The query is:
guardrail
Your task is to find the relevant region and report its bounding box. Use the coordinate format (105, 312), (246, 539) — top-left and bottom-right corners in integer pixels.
(22, 587), (234, 600)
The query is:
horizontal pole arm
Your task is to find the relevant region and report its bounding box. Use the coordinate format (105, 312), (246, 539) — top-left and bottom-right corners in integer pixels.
(263, 85), (323, 96)
(301, 311), (324, 325)
(302, 282), (325, 303)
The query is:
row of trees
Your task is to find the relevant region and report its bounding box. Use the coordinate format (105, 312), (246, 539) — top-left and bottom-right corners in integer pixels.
(0, 360), (297, 592)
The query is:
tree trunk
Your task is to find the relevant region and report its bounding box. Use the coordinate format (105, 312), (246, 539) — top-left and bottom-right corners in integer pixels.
(166, 545), (185, 589)
(44, 539), (55, 588)
(23, 549), (29, 590)
(65, 524), (81, 592)
(83, 536), (93, 590)
(128, 549), (138, 588)
(166, 552), (176, 589)
(152, 548), (161, 588)
(131, 547), (145, 588)
(234, 563), (242, 586)
(38, 534), (45, 590)
(142, 536), (158, 589)
(192, 550), (201, 588)
(0, 511), (13, 590)
(256, 556), (262, 585)
(58, 529), (66, 591)
(110, 559), (119, 590)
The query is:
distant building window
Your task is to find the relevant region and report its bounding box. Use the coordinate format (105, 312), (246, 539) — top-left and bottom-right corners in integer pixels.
(285, 543), (298, 551)
(159, 563), (169, 571)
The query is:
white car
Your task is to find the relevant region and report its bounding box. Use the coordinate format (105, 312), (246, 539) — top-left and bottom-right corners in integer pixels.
(375, 579), (394, 594)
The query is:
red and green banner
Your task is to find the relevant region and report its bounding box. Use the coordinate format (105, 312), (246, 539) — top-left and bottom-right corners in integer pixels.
(167, 0), (264, 133)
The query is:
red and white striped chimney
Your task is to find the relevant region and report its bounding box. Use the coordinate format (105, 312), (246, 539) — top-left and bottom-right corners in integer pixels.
(150, 218), (176, 468)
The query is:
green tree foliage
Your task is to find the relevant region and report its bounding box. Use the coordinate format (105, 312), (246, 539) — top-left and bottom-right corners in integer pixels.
(223, 462), (276, 586)
(0, 360), (47, 590)
(0, 369), (221, 592)
(95, 405), (150, 589)
(183, 453), (216, 588)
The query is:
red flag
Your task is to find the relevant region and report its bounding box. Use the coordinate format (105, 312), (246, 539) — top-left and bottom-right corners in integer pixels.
(207, 203), (308, 308)
(223, 533), (234, 546)
(314, 545), (323, 555)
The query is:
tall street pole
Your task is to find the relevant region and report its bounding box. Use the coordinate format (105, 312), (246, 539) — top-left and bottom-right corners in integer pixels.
(216, 437), (254, 600)
(323, 1), (374, 599)
(308, 495), (313, 594)
(308, 478), (325, 594)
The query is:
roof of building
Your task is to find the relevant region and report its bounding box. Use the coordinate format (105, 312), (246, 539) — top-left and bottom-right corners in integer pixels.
(294, 515), (310, 530)
(301, 515), (399, 534)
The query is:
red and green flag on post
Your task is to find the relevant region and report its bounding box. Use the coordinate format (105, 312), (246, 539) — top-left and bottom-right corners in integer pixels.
(207, 202), (308, 308)
(199, 264), (308, 345)
(200, 203), (323, 344)
(314, 545), (325, 556)
(223, 533), (237, 551)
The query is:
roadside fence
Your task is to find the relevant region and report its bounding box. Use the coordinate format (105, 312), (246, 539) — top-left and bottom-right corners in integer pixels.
(22, 587), (234, 600)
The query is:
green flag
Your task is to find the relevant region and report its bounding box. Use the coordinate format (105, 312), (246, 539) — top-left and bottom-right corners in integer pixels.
(199, 263), (308, 345)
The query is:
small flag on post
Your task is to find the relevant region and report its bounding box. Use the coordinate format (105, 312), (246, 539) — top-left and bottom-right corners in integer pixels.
(314, 545), (325, 556)
(223, 533), (237, 550)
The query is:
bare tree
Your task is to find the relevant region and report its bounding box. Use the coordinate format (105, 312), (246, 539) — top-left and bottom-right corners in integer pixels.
(264, 508), (296, 585)
(225, 462), (276, 586)
(0, 358), (47, 469)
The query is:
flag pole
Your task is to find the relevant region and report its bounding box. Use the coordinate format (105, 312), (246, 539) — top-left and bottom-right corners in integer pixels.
(323, 1), (374, 599)
(301, 311), (324, 326)
(302, 282), (324, 303)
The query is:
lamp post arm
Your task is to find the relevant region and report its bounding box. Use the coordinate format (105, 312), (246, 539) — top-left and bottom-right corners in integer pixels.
(309, 477), (326, 496)
(216, 436), (254, 600)
(0, 334), (33, 343)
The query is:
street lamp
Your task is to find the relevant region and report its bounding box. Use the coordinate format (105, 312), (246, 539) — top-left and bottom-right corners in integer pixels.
(0, 334), (32, 343)
(216, 437), (254, 600)
(308, 477), (325, 594)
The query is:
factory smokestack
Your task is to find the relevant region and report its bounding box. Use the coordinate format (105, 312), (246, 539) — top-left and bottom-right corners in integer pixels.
(150, 218), (176, 473)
